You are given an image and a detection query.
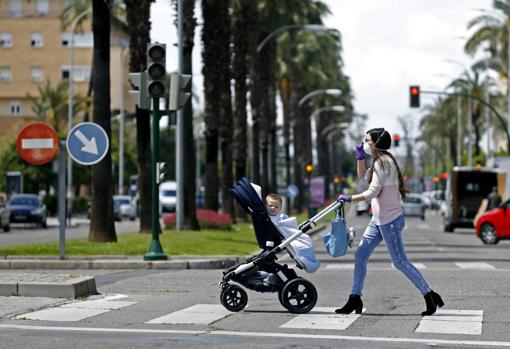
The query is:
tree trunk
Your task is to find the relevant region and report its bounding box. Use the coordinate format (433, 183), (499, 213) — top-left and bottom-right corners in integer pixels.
(89, 0), (116, 242)
(181, 0), (199, 229)
(216, 0), (234, 218)
(202, 0), (222, 211)
(124, 0), (152, 234)
(248, 31), (263, 185)
(317, 113), (330, 198)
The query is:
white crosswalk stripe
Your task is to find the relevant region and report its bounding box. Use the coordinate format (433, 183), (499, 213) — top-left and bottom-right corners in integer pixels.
(416, 309), (483, 335)
(280, 307), (364, 330)
(146, 304), (232, 325)
(455, 262), (496, 270)
(15, 294), (137, 322)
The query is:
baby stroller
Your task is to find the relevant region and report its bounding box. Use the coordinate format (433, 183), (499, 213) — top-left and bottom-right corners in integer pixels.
(219, 177), (345, 314)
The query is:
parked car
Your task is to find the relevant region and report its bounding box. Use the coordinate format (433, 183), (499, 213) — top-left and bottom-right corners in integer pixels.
(113, 195), (137, 221)
(7, 194), (47, 228)
(0, 196), (10, 232)
(159, 181), (177, 213)
(403, 193), (426, 220)
(355, 200), (370, 216)
(475, 199), (510, 244)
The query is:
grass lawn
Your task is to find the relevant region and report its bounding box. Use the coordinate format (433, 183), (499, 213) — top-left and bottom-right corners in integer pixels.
(0, 212), (316, 257)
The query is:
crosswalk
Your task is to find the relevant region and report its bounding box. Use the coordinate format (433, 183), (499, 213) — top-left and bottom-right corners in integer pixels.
(325, 261), (503, 270)
(14, 299), (485, 336)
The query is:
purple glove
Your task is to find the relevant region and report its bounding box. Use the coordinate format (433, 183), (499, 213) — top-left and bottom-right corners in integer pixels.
(338, 194), (352, 203)
(355, 143), (365, 160)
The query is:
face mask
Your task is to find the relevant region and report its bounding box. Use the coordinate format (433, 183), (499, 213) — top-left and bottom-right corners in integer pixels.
(363, 141), (372, 156)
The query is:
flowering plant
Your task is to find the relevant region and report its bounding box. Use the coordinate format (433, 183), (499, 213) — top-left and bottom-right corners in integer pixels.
(163, 209), (233, 230)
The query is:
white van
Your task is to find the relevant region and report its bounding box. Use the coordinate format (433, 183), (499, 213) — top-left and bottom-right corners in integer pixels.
(159, 181), (177, 213)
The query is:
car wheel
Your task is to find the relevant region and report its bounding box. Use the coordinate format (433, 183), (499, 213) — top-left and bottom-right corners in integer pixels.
(2, 223), (9, 232)
(421, 215), (425, 221)
(443, 223), (454, 233)
(480, 223), (499, 245)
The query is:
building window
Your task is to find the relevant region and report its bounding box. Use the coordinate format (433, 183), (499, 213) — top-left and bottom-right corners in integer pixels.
(10, 0), (22, 17)
(37, 0), (49, 15)
(31, 32), (43, 48)
(31, 67), (43, 82)
(10, 102), (21, 116)
(0, 67), (12, 82)
(62, 65), (91, 82)
(61, 32), (93, 48)
(0, 33), (12, 48)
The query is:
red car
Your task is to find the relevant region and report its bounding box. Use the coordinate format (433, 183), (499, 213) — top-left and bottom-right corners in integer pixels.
(475, 199), (510, 244)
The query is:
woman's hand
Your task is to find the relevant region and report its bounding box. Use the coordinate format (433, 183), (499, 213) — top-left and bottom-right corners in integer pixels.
(338, 194), (352, 203)
(355, 143), (365, 160)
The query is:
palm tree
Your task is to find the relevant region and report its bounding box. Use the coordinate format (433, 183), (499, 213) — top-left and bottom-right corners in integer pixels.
(179, 0), (200, 229)
(201, 0), (224, 211)
(89, 0), (116, 242)
(27, 79), (85, 135)
(124, 0), (152, 234)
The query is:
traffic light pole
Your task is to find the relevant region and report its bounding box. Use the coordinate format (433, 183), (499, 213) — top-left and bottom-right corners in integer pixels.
(144, 98), (168, 261)
(421, 89), (510, 154)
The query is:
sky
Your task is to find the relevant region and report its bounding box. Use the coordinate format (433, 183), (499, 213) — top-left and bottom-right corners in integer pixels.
(151, 0), (494, 140)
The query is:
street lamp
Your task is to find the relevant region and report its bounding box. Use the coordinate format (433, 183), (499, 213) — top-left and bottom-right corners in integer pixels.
(443, 59), (473, 166)
(298, 88), (342, 107)
(257, 24), (336, 53)
(119, 46), (129, 195)
(308, 105), (345, 165)
(67, 8), (91, 222)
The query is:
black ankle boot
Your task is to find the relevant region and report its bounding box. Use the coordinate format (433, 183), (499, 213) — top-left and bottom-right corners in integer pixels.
(335, 294), (363, 314)
(421, 290), (445, 316)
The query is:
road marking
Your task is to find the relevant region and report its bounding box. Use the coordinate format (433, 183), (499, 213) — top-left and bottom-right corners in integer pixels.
(455, 262), (496, 270)
(2, 324), (510, 347)
(417, 224), (430, 229)
(391, 262), (426, 269)
(16, 295), (137, 322)
(21, 138), (54, 149)
(416, 309), (483, 335)
(280, 307), (364, 330)
(325, 264), (354, 270)
(146, 304), (232, 325)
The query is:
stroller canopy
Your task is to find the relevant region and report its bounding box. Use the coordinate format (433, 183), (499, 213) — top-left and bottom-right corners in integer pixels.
(230, 177), (282, 249)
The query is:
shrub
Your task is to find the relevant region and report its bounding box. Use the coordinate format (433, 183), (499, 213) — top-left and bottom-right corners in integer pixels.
(163, 209), (233, 230)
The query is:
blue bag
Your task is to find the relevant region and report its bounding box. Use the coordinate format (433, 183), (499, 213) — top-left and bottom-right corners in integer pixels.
(323, 207), (349, 257)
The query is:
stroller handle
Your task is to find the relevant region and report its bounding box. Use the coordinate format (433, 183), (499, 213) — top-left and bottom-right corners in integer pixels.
(299, 199), (344, 232)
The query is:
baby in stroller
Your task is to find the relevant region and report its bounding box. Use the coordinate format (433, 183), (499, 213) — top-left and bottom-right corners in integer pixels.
(220, 177), (342, 314)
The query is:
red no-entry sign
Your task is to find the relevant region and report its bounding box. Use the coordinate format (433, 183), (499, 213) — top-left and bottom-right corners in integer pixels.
(17, 122), (59, 165)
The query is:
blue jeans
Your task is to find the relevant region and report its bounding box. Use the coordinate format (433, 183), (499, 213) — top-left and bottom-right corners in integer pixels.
(351, 215), (431, 296)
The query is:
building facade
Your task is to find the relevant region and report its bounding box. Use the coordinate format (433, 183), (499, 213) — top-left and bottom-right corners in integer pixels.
(0, 0), (132, 139)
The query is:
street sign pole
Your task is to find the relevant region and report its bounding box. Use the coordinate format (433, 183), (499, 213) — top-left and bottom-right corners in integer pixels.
(144, 98), (167, 261)
(58, 140), (67, 260)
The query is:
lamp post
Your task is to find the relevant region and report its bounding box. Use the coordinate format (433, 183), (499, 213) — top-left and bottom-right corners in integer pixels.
(119, 46), (129, 195)
(298, 88), (342, 107)
(257, 24), (335, 53)
(67, 8), (91, 222)
(444, 59), (473, 166)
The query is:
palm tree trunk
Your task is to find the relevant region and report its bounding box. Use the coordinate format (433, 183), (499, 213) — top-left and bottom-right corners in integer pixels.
(89, 0), (116, 242)
(124, 0), (152, 234)
(248, 30), (262, 185)
(202, 0), (223, 211)
(181, 0), (199, 229)
(216, 1), (234, 218)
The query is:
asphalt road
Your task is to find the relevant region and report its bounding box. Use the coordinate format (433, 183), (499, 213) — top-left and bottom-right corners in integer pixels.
(1, 208), (509, 349)
(0, 217), (140, 246)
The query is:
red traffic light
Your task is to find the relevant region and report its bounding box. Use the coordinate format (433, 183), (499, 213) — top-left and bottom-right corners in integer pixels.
(393, 134), (400, 147)
(409, 85), (420, 108)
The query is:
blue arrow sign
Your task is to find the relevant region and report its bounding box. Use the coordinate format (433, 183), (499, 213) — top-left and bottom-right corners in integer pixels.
(66, 122), (109, 166)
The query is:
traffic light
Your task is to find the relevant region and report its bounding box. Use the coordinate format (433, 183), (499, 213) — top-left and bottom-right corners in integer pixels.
(409, 85), (420, 108)
(156, 162), (167, 184)
(305, 163), (313, 176)
(393, 134), (400, 147)
(169, 72), (192, 111)
(128, 72), (149, 110)
(146, 43), (167, 98)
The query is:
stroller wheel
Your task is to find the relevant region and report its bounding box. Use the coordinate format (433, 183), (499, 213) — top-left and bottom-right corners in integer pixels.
(220, 284), (248, 312)
(279, 278), (317, 314)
